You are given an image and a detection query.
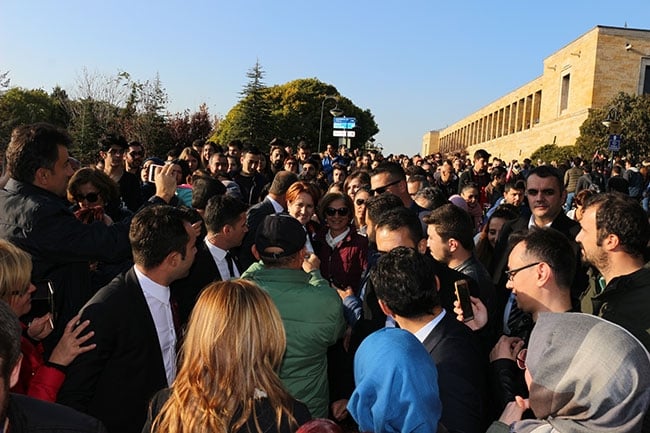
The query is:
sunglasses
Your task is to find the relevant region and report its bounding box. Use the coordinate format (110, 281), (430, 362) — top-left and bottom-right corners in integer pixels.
(370, 178), (401, 195)
(355, 198), (367, 206)
(516, 348), (527, 370)
(325, 207), (350, 217)
(75, 192), (100, 203)
(128, 151), (144, 157)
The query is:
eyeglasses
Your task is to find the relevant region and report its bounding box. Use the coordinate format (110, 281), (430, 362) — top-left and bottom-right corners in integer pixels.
(370, 178), (402, 195)
(526, 188), (557, 196)
(516, 348), (528, 370)
(504, 262), (541, 280)
(355, 198), (367, 206)
(325, 207), (350, 217)
(74, 192), (100, 203)
(107, 148), (125, 155)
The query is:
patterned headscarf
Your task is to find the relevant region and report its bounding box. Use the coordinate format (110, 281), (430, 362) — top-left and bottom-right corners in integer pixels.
(515, 313), (650, 433)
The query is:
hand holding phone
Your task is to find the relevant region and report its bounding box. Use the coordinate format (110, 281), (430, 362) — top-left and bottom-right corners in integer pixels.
(148, 164), (165, 183)
(454, 279), (474, 322)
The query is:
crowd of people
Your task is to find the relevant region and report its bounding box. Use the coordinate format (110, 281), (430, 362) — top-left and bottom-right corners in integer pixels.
(1, 122), (650, 433)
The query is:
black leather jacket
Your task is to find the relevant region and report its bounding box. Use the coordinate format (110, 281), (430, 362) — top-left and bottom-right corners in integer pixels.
(0, 179), (131, 327)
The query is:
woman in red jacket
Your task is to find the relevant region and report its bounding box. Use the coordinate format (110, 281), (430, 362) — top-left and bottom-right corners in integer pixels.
(0, 239), (96, 402)
(314, 193), (368, 291)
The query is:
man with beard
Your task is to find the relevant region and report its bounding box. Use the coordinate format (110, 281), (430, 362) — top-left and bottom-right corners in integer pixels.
(124, 141), (145, 175)
(269, 140), (287, 176)
(576, 193), (650, 350)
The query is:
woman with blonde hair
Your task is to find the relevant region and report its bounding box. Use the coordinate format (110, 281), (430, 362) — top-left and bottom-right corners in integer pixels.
(0, 239), (95, 402)
(145, 279), (311, 433)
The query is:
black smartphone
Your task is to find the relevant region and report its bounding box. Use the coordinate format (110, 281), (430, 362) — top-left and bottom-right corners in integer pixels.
(30, 280), (55, 320)
(454, 279), (474, 322)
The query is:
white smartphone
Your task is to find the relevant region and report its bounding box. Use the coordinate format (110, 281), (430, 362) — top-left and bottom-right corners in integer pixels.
(148, 164), (165, 183)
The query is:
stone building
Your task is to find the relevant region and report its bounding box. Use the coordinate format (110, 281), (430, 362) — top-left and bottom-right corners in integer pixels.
(422, 25), (650, 161)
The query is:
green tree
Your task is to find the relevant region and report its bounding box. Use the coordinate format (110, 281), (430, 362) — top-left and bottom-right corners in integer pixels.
(266, 78), (379, 151)
(67, 98), (121, 163)
(216, 76), (379, 152)
(575, 92), (650, 158)
(530, 144), (577, 164)
(0, 87), (68, 150)
(120, 73), (172, 158)
(233, 60), (274, 146)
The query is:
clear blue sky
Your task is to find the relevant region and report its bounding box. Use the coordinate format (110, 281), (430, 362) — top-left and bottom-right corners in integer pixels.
(2, 0), (649, 156)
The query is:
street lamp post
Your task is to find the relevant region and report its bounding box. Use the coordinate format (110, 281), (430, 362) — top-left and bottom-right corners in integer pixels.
(602, 106), (622, 166)
(318, 96), (343, 154)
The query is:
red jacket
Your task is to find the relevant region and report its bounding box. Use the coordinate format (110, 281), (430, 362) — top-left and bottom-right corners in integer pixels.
(314, 226), (368, 292)
(11, 324), (65, 402)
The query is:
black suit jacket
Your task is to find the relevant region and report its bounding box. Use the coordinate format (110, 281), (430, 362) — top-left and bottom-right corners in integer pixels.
(238, 198), (278, 271)
(9, 393), (107, 433)
(422, 312), (486, 433)
(57, 268), (168, 433)
(170, 241), (229, 326)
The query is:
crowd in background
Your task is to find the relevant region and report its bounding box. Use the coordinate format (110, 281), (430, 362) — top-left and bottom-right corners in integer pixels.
(2, 122), (650, 433)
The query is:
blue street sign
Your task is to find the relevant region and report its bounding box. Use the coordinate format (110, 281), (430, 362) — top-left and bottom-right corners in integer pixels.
(608, 134), (621, 152)
(333, 117), (356, 130)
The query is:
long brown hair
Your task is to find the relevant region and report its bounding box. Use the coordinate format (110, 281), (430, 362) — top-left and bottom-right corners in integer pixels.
(151, 279), (296, 433)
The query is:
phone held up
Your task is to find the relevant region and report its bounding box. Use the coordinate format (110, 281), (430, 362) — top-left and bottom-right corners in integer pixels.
(147, 164), (165, 183)
(29, 280), (55, 324)
(454, 279), (474, 322)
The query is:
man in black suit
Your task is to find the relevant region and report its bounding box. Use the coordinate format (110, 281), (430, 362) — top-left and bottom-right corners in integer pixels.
(57, 206), (198, 433)
(371, 247), (486, 433)
(489, 165), (584, 339)
(238, 170), (298, 271)
(171, 195), (248, 326)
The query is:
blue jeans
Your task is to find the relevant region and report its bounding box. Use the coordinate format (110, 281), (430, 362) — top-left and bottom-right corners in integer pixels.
(564, 192), (575, 213)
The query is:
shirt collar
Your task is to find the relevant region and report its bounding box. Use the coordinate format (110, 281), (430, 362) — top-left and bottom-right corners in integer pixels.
(205, 237), (228, 261)
(267, 196), (284, 213)
(528, 214), (553, 229)
(134, 265), (170, 304)
(414, 309), (446, 343)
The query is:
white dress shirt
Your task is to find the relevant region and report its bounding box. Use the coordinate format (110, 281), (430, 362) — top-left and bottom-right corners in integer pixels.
(205, 237), (239, 280)
(267, 195), (285, 213)
(135, 266), (177, 386)
(414, 309), (447, 343)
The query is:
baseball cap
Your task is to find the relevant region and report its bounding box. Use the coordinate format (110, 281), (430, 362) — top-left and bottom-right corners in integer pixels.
(255, 214), (306, 259)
